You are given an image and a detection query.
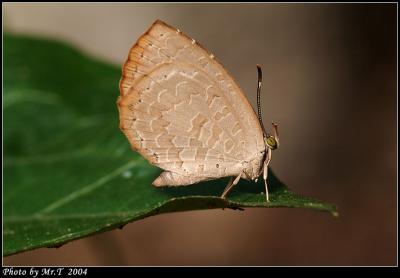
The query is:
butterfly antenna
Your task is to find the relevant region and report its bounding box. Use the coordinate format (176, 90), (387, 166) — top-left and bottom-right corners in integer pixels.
(256, 65), (267, 135)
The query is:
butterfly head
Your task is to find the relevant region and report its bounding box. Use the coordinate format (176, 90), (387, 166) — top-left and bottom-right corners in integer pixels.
(265, 135), (279, 150)
(264, 123), (279, 150)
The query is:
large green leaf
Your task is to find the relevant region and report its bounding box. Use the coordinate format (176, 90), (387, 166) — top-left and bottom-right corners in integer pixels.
(3, 34), (338, 256)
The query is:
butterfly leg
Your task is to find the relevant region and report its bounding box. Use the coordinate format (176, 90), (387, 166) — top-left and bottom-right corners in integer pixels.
(221, 173), (242, 199)
(263, 148), (272, 202)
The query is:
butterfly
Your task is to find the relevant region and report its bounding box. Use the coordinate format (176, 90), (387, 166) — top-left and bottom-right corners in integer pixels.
(118, 20), (279, 202)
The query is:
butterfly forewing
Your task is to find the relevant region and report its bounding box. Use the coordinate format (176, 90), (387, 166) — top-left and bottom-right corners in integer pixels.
(118, 20), (265, 184)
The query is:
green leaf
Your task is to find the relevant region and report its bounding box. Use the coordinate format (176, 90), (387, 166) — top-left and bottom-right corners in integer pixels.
(3, 34), (338, 256)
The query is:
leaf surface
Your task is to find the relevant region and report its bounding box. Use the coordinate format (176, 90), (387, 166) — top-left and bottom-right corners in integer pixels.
(3, 34), (337, 256)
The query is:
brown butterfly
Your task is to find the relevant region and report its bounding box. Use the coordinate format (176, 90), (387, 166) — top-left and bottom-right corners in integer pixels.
(118, 20), (279, 202)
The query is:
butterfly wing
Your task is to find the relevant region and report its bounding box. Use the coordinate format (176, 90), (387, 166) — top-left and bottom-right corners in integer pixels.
(118, 20), (265, 185)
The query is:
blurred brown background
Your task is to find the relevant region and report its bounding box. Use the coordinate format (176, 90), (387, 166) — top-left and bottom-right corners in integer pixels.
(3, 3), (397, 265)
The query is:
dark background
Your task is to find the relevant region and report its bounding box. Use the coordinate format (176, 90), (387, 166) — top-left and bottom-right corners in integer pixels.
(3, 3), (397, 265)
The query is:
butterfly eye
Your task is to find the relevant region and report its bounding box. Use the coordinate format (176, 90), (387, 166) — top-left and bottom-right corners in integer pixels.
(266, 137), (277, 150)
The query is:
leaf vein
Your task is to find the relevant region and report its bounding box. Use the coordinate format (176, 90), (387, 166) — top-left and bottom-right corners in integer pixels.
(34, 160), (140, 215)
